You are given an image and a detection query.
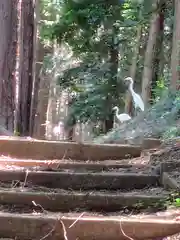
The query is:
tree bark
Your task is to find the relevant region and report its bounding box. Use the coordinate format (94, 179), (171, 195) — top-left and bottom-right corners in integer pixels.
(125, 23), (142, 116)
(0, 0), (18, 130)
(32, 0), (54, 139)
(33, 45), (53, 139)
(33, 67), (51, 139)
(106, 37), (119, 132)
(16, 0), (34, 135)
(14, 0), (22, 135)
(29, 0), (39, 136)
(141, 0), (160, 106)
(151, 0), (165, 102)
(104, 22), (120, 133)
(170, 0), (180, 90)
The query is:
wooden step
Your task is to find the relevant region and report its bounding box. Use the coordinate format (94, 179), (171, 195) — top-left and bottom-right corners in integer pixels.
(0, 157), (147, 171)
(0, 138), (141, 160)
(0, 188), (168, 212)
(0, 212), (179, 240)
(0, 170), (159, 190)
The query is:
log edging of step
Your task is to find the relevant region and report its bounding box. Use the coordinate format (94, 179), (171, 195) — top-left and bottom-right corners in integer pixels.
(161, 161), (180, 174)
(0, 189), (166, 211)
(142, 138), (161, 149)
(0, 170), (159, 190)
(160, 162), (180, 190)
(0, 138), (141, 160)
(0, 213), (179, 239)
(162, 172), (180, 190)
(0, 157), (146, 170)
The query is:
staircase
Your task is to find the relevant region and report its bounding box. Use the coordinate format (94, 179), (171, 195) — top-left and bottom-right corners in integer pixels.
(0, 137), (178, 240)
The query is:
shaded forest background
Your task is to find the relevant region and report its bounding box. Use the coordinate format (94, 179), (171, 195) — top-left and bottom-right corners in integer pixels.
(0, 0), (179, 142)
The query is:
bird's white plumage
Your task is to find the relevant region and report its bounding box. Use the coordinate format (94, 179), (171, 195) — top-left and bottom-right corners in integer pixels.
(124, 77), (144, 111)
(113, 106), (131, 123)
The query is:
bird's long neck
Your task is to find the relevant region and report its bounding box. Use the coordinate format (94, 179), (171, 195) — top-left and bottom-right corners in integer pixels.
(129, 82), (135, 94)
(115, 108), (119, 116)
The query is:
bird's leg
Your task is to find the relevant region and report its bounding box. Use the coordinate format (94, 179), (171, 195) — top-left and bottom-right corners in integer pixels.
(113, 115), (116, 128)
(135, 107), (141, 117)
(134, 107), (137, 117)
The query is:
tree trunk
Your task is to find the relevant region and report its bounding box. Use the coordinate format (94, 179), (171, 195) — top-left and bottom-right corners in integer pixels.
(151, 0), (165, 103)
(170, 0), (180, 90)
(105, 32), (119, 133)
(0, 0), (18, 130)
(141, 0), (160, 106)
(29, 0), (39, 136)
(104, 116), (114, 133)
(125, 23), (142, 116)
(33, 69), (51, 139)
(17, 0), (34, 136)
(32, 0), (55, 139)
(14, 0), (22, 136)
(33, 45), (53, 139)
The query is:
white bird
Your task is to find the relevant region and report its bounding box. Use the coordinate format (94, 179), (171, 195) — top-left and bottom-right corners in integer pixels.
(124, 77), (145, 112)
(113, 106), (131, 123)
(53, 121), (65, 139)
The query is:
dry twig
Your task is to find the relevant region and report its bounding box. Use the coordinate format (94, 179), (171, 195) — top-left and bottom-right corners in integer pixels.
(39, 221), (58, 240)
(38, 216), (69, 240)
(119, 219), (134, 240)
(32, 200), (47, 214)
(11, 180), (20, 188)
(69, 212), (85, 228)
(22, 169), (29, 188)
(60, 220), (68, 240)
(56, 149), (67, 169)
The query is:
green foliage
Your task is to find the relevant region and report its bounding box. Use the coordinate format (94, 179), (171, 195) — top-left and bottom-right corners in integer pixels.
(62, 60), (126, 126)
(46, 0), (148, 130)
(152, 77), (168, 103)
(174, 198), (180, 207)
(51, 1), (124, 54)
(162, 127), (180, 140)
(40, 0), (61, 43)
(166, 192), (180, 208)
(40, 0), (177, 136)
(42, 54), (54, 73)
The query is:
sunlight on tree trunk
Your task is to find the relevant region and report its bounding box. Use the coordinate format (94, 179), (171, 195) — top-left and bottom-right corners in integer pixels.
(14, 0), (22, 136)
(46, 46), (70, 141)
(141, 0), (160, 107)
(30, 0), (39, 136)
(46, 45), (58, 140)
(125, 22), (142, 116)
(32, 0), (54, 139)
(33, 50), (52, 139)
(170, 0), (180, 90)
